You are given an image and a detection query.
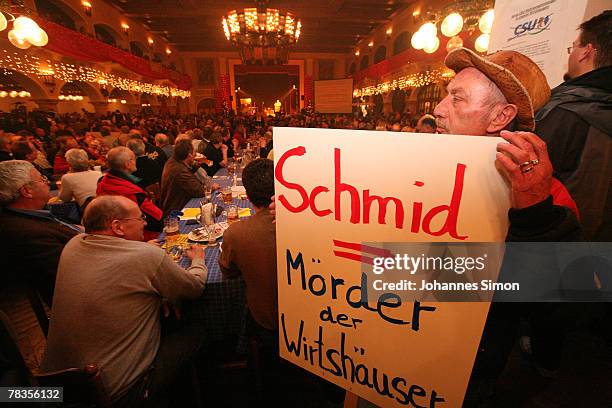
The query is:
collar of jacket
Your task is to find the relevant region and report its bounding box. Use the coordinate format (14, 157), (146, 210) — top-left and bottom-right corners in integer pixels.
(558, 66), (612, 94)
(108, 169), (142, 185)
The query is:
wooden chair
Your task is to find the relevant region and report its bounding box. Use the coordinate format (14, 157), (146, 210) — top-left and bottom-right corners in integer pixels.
(0, 311), (112, 408)
(24, 287), (49, 338)
(37, 364), (112, 408)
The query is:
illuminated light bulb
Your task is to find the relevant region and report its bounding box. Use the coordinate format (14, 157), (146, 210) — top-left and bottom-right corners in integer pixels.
(9, 91), (18, 98)
(354, 50), (360, 56)
(419, 22), (437, 38)
(120, 99), (127, 104)
(423, 36), (440, 54)
(222, 18), (230, 40)
(479, 10), (494, 34)
(147, 37), (154, 45)
(0, 12), (7, 32)
(28, 28), (48, 47)
(386, 27), (392, 36)
(475, 33), (490, 52)
(165, 48), (171, 55)
(0, 91), (7, 98)
(411, 30), (426, 50)
(446, 35), (463, 52)
(368, 40), (373, 47)
(13, 16), (39, 34)
(8, 30), (32, 49)
(441, 13), (463, 37)
(423, 34), (439, 50)
(59, 94), (65, 100)
(18, 91), (27, 97)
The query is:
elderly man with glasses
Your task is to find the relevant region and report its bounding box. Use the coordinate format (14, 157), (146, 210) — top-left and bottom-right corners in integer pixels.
(0, 160), (81, 305)
(42, 195), (207, 406)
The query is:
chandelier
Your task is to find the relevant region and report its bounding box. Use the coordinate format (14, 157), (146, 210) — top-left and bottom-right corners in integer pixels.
(0, 1), (49, 49)
(411, 0), (494, 54)
(222, 0), (301, 65)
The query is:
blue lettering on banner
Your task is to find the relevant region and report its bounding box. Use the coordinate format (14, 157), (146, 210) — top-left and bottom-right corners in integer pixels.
(510, 14), (552, 40)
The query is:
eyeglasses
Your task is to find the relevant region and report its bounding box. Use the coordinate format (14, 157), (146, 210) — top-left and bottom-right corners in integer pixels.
(28, 175), (50, 185)
(116, 214), (147, 222)
(567, 43), (597, 54)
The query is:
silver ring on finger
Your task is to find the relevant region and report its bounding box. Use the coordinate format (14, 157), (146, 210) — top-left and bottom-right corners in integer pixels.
(521, 165), (534, 173)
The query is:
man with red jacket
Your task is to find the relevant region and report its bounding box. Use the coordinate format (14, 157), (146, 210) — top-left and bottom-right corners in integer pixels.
(97, 147), (163, 240)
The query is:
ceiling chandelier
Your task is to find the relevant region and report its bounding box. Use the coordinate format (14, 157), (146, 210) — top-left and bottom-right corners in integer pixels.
(411, 0), (494, 54)
(0, 2), (49, 50)
(222, 0), (301, 65)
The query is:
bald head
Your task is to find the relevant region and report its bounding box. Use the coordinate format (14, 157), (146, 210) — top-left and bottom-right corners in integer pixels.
(83, 195), (135, 233)
(107, 147), (136, 173)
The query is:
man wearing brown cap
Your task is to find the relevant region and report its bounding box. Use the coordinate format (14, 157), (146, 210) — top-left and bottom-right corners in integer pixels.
(436, 46), (578, 224)
(434, 47), (582, 404)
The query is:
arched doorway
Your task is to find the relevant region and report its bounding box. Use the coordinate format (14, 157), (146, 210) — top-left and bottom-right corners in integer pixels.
(391, 89), (407, 113)
(197, 98), (216, 114)
(94, 24), (121, 47)
(35, 0), (84, 31)
(130, 41), (147, 58)
(374, 46), (387, 64)
(359, 56), (370, 71)
(0, 70), (47, 113)
(393, 31), (410, 55)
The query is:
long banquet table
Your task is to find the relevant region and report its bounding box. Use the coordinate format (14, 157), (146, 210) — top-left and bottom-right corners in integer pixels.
(169, 168), (253, 344)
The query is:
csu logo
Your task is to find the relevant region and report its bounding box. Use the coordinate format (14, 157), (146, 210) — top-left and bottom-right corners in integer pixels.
(512, 14), (552, 39)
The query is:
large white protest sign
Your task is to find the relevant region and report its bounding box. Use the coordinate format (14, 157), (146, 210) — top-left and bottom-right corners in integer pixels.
(274, 128), (511, 407)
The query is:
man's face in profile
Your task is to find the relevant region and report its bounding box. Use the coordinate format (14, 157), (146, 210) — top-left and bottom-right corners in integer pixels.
(433, 68), (496, 136)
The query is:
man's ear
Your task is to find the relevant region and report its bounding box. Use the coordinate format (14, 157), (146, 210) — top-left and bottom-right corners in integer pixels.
(486, 103), (518, 134)
(579, 43), (597, 67)
(19, 185), (34, 199)
(110, 220), (126, 237)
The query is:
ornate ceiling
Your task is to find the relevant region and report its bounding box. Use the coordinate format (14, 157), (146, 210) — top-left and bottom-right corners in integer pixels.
(106, 0), (413, 53)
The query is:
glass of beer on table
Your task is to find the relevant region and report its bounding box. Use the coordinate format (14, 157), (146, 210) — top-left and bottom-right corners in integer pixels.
(226, 205), (239, 224)
(163, 215), (181, 260)
(222, 186), (233, 204)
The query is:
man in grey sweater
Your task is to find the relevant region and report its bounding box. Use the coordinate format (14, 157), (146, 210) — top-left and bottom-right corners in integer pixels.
(42, 195), (207, 405)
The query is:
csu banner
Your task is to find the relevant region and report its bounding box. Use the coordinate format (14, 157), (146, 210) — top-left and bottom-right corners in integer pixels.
(488, 0), (591, 88)
(273, 128), (511, 407)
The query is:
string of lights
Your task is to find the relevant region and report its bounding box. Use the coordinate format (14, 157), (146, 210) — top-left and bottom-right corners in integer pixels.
(353, 68), (454, 97)
(0, 49), (191, 99)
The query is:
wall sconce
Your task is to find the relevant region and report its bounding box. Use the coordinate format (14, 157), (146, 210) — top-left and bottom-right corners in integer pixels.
(165, 47), (172, 55)
(81, 1), (92, 17)
(121, 22), (129, 35)
(386, 27), (392, 38)
(147, 37), (154, 46)
(368, 40), (374, 48)
(354, 50), (360, 56)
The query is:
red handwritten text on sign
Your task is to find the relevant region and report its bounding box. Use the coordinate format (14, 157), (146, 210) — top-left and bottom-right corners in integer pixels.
(275, 146), (468, 240)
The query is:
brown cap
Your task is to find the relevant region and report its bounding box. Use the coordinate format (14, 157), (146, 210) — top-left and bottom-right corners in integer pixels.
(444, 47), (550, 131)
